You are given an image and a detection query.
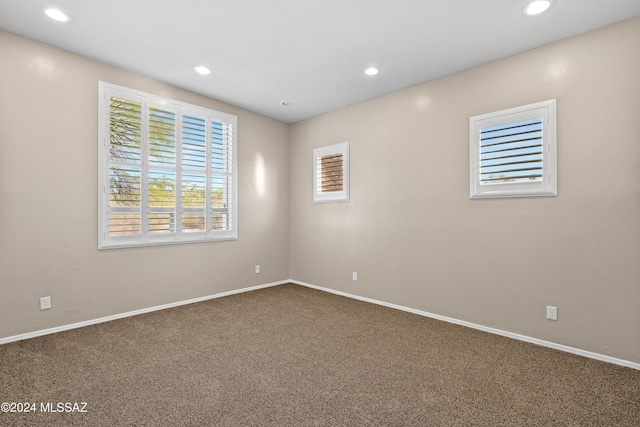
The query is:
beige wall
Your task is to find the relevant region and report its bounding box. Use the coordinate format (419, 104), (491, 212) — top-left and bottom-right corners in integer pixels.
(290, 18), (640, 363)
(0, 31), (290, 338)
(2, 18), (639, 365)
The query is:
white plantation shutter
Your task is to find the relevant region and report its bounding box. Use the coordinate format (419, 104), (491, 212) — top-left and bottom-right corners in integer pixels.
(313, 142), (349, 202)
(319, 153), (344, 192)
(148, 105), (177, 235)
(182, 114), (207, 233)
(480, 119), (543, 183)
(211, 120), (234, 231)
(99, 82), (237, 249)
(108, 97), (142, 236)
(470, 100), (557, 199)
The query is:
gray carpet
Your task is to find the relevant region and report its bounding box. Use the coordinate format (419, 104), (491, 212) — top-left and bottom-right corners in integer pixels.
(1, 283), (638, 426)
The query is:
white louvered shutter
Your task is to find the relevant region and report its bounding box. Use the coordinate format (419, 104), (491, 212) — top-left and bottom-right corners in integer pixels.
(470, 100), (556, 199)
(99, 82), (237, 248)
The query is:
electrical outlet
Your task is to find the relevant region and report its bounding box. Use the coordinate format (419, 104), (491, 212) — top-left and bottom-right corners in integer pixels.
(546, 305), (558, 320)
(255, 265), (260, 274)
(40, 296), (51, 310)
(352, 272), (358, 281)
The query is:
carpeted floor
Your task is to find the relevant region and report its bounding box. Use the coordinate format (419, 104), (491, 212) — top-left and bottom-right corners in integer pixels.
(1, 283), (638, 426)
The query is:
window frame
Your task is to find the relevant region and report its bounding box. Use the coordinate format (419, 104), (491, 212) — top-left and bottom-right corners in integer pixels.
(98, 81), (238, 249)
(313, 141), (350, 203)
(469, 99), (557, 199)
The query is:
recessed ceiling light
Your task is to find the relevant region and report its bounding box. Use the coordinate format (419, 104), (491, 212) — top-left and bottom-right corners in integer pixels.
(281, 101), (292, 107)
(44, 8), (69, 22)
(364, 67), (380, 76)
(525, 0), (552, 15)
(194, 66), (211, 75)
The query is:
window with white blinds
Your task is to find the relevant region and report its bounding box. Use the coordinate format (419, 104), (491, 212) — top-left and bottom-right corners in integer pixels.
(470, 100), (557, 199)
(313, 142), (349, 202)
(98, 82), (237, 249)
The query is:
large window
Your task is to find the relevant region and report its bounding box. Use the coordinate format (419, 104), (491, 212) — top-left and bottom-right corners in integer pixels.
(470, 99), (557, 199)
(98, 82), (237, 249)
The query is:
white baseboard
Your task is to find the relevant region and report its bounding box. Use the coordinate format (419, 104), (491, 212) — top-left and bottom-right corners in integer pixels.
(0, 280), (289, 346)
(3, 279), (638, 371)
(290, 280), (640, 371)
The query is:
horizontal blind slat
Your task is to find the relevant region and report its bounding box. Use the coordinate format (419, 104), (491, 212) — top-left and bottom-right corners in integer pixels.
(479, 117), (543, 184)
(481, 136), (541, 149)
(481, 120), (542, 135)
(482, 174), (542, 182)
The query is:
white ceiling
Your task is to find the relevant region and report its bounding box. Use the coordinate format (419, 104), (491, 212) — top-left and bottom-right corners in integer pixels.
(1, 0), (639, 123)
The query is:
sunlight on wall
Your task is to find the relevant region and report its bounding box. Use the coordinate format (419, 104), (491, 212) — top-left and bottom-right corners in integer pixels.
(255, 154), (266, 198)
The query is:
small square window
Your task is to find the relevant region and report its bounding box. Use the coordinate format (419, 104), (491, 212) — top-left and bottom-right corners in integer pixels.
(470, 99), (557, 199)
(313, 142), (349, 202)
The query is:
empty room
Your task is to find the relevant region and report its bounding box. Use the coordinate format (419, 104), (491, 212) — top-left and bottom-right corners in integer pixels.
(1, 1), (639, 425)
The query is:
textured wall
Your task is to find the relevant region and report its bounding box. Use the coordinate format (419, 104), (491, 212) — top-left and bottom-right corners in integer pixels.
(290, 18), (640, 363)
(0, 31), (290, 338)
